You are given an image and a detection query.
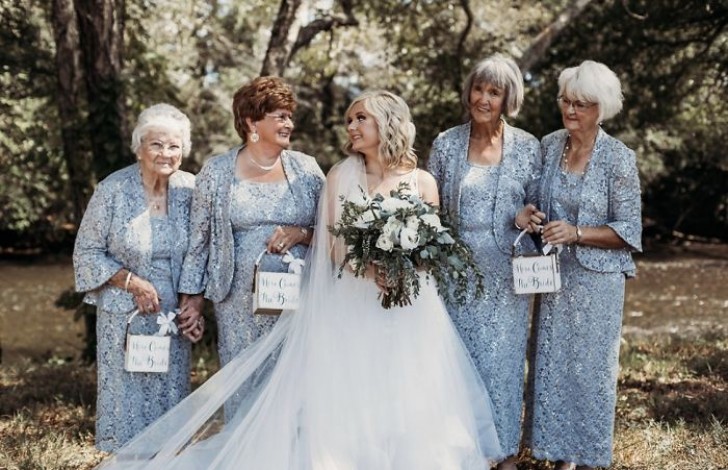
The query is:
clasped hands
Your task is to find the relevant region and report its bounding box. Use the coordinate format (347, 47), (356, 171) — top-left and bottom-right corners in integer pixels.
(515, 204), (581, 246)
(126, 276), (204, 342)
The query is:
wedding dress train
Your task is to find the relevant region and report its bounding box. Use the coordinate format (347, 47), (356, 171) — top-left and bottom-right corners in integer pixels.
(97, 156), (503, 470)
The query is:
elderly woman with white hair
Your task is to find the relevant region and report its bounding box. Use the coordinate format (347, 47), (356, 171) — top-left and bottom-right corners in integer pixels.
(523, 60), (642, 469)
(428, 54), (541, 470)
(73, 103), (201, 451)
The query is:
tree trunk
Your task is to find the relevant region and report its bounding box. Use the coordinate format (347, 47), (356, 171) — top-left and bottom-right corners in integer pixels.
(518, 0), (595, 73)
(454, 0), (474, 96)
(261, 0), (303, 77)
(74, 0), (129, 180)
(261, 0), (358, 77)
(51, 0), (93, 225)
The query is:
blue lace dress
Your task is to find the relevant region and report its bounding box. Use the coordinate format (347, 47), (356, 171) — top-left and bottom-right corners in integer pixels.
(529, 171), (625, 467)
(450, 163), (531, 457)
(215, 179), (310, 366)
(95, 216), (191, 451)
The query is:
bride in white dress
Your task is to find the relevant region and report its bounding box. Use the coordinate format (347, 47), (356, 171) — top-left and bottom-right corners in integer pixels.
(96, 90), (503, 470)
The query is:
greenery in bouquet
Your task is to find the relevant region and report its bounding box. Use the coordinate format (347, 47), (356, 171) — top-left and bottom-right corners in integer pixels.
(329, 183), (484, 309)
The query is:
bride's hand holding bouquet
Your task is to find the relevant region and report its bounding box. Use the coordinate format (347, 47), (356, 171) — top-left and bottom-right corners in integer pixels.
(329, 182), (483, 309)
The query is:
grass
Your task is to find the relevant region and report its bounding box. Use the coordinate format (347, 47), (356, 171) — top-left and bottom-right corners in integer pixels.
(1, 334), (726, 470)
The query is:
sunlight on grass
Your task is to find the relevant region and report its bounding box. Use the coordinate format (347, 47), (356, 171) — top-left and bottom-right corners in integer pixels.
(1, 335), (726, 469)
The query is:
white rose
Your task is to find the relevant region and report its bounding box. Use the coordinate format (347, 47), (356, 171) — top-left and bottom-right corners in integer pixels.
(382, 217), (404, 238)
(405, 215), (420, 231)
(399, 227), (420, 250)
(380, 197), (412, 213)
(354, 208), (378, 228)
(420, 213), (444, 231)
(376, 233), (395, 252)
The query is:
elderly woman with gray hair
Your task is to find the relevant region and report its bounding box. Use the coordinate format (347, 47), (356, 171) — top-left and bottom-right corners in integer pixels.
(73, 103), (200, 451)
(522, 60), (642, 470)
(427, 54), (541, 470)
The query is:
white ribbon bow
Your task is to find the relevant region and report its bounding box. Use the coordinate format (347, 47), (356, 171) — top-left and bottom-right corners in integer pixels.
(281, 252), (305, 274)
(155, 310), (179, 336)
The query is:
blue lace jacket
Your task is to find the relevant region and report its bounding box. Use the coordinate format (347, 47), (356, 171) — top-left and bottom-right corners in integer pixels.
(539, 128), (642, 276)
(73, 164), (195, 313)
(428, 120), (542, 255)
(178, 147), (324, 302)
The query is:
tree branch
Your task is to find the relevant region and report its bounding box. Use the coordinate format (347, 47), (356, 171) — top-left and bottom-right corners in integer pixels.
(261, 0), (302, 76)
(287, 0), (358, 66)
(454, 0), (473, 95)
(622, 0), (648, 20)
(518, 0), (595, 73)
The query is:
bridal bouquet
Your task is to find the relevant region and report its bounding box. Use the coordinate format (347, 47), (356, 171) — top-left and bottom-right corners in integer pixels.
(329, 183), (483, 309)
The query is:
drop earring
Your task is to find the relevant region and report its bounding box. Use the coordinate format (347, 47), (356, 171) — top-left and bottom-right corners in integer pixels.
(250, 130), (260, 143)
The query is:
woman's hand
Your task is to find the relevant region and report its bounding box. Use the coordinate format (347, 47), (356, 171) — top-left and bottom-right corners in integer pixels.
(541, 220), (579, 246)
(127, 275), (161, 314)
(515, 204), (545, 233)
(178, 294), (205, 343)
(267, 225), (311, 253)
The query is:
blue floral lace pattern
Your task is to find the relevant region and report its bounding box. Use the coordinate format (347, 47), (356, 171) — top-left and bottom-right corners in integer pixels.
(448, 164), (532, 457)
(427, 122), (541, 458)
(528, 170), (625, 467)
(95, 216), (191, 452)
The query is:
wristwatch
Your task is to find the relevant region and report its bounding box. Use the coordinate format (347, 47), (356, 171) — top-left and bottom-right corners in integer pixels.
(575, 225), (583, 243)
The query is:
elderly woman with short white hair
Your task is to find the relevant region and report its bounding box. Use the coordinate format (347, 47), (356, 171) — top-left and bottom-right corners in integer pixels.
(73, 103), (200, 451)
(428, 54), (541, 470)
(523, 60), (642, 470)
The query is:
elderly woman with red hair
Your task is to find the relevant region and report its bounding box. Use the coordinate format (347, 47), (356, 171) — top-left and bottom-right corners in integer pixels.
(178, 77), (324, 413)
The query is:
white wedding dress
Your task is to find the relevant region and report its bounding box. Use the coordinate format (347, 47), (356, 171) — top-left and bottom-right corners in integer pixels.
(97, 156), (503, 470)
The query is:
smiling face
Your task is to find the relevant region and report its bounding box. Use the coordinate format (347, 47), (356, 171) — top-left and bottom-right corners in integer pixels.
(469, 81), (505, 126)
(346, 101), (380, 158)
(248, 107), (294, 150)
(138, 127), (184, 177)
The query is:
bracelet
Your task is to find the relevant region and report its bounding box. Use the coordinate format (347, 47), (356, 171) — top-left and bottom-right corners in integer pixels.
(299, 227), (309, 238)
(124, 271), (133, 292)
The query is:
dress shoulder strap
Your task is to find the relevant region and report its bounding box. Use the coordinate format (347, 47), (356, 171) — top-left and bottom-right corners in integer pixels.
(407, 168), (419, 195)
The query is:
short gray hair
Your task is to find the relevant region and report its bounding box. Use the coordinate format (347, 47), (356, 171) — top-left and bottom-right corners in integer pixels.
(461, 54), (525, 119)
(130, 103), (192, 157)
(558, 60), (623, 122)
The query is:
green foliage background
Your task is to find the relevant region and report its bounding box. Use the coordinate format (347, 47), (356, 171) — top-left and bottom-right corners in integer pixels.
(1, 0), (726, 248)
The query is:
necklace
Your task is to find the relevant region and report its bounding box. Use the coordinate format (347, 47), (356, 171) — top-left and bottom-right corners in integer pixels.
(249, 153), (280, 171)
(560, 135), (572, 172)
(561, 134), (594, 175)
(147, 194), (166, 211)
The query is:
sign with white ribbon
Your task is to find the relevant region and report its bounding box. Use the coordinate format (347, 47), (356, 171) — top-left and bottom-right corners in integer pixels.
(511, 229), (562, 294)
(252, 250), (303, 315)
(124, 309), (176, 373)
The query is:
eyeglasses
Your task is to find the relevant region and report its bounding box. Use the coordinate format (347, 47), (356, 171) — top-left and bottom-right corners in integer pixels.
(145, 140), (183, 156)
(265, 112), (294, 124)
(557, 96), (597, 112)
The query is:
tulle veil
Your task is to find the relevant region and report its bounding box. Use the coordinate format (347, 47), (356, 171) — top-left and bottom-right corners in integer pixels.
(96, 155), (503, 470)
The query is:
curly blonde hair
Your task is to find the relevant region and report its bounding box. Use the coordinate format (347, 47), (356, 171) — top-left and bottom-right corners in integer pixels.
(343, 90), (417, 170)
